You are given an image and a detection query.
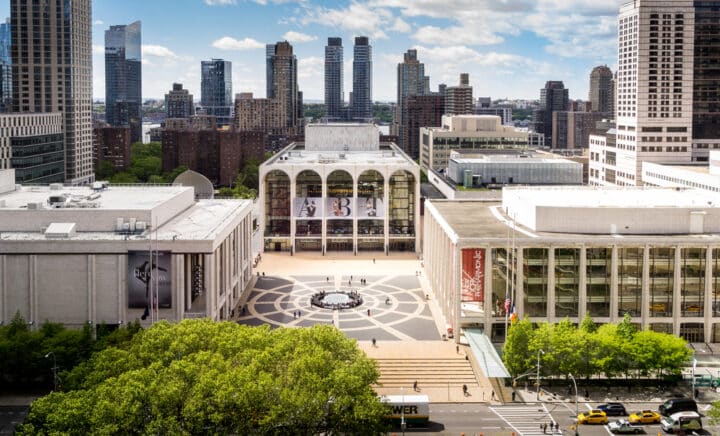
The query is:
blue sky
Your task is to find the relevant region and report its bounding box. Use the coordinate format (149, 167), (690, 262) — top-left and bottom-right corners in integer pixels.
(1, 0), (625, 101)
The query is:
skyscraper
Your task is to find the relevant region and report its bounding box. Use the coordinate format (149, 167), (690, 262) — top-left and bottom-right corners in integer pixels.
(201, 59), (233, 127)
(12, 0), (94, 184)
(105, 21), (142, 144)
(588, 65), (613, 113)
(165, 83), (195, 119)
(352, 36), (372, 121)
(445, 73), (473, 115)
(0, 18), (11, 112)
(394, 49), (426, 153)
(590, 0), (695, 187)
(268, 41), (301, 133)
(533, 81), (569, 145)
(693, 0), (720, 142)
(324, 37), (344, 120)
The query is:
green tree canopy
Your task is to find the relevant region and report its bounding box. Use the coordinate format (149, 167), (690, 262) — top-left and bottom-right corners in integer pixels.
(19, 320), (387, 435)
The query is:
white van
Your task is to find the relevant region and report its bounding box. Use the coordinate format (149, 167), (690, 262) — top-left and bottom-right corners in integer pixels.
(660, 411), (702, 433)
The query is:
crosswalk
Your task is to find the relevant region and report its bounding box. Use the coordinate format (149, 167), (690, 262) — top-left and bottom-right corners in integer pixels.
(490, 404), (562, 436)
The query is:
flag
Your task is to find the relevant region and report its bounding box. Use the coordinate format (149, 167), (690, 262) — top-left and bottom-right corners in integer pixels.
(510, 305), (518, 322)
(504, 295), (511, 313)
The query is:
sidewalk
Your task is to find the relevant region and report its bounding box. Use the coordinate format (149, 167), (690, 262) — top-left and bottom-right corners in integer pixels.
(513, 383), (720, 406)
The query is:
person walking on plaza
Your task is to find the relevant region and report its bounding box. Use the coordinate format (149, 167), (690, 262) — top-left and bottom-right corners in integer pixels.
(462, 384), (468, 396)
(372, 338), (376, 347)
(413, 381), (418, 391)
(491, 390), (496, 400)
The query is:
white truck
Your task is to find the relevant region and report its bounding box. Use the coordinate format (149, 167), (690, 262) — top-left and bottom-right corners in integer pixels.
(380, 394), (430, 428)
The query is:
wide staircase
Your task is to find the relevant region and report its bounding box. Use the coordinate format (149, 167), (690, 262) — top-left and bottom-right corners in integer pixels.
(375, 357), (479, 389)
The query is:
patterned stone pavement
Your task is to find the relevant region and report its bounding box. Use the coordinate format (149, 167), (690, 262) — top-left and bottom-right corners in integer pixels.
(236, 273), (441, 341)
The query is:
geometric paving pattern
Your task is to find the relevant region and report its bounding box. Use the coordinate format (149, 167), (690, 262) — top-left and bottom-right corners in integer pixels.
(237, 274), (440, 341)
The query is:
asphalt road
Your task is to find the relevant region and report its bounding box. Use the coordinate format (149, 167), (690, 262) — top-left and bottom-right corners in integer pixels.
(0, 406), (28, 435)
(390, 402), (718, 436)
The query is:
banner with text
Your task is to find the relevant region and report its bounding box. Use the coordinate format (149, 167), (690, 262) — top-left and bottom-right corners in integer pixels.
(326, 197), (354, 218)
(356, 197), (385, 219)
(294, 197), (323, 218)
(461, 248), (485, 302)
(128, 251), (172, 309)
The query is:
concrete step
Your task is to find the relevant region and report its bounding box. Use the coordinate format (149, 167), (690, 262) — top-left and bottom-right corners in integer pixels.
(375, 356), (479, 388)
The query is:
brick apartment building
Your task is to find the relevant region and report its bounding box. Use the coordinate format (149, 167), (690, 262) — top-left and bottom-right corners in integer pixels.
(162, 128), (265, 186)
(93, 122), (131, 172)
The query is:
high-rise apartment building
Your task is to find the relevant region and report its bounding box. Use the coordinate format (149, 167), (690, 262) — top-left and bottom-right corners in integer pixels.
(352, 36), (372, 121)
(324, 37), (344, 120)
(692, 0), (720, 143)
(405, 94), (445, 160)
(11, 0), (94, 184)
(267, 41), (301, 134)
(0, 19), (11, 112)
(201, 59), (233, 127)
(590, 0), (695, 187)
(533, 81), (569, 145)
(589, 65), (613, 113)
(445, 73), (474, 115)
(165, 83), (195, 119)
(394, 49), (426, 153)
(105, 21), (142, 144)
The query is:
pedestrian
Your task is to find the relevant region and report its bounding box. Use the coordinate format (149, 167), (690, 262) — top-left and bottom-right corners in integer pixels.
(350, 275), (353, 281)
(262, 272), (265, 277)
(242, 305), (246, 315)
(462, 384), (468, 396)
(511, 391), (516, 402)
(554, 422), (559, 432)
(456, 344), (460, 354)
(293, 311), (296, 319)
(542, 422), (547, 434)
(297, 310), (301, 317)
(373, 258), (375, 264)
(413, 381), (418, 391)
(491, 390), (496, 400)
(372, 337), (376, 347)
(326, 276), (329, 282)
(367, 309), (371, 316)
(568, 384), (572, 395)
(584, 389), (589, 398)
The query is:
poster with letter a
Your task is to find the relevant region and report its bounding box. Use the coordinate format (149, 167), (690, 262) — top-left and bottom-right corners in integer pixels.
(461, 248), (485, 302)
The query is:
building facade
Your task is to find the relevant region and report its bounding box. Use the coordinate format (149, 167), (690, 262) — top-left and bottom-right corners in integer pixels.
(445, 73), (473, 115)
(552, 111), (611, 149)
(267, 41), (302, 134)
(165, 83), (195, 119)
(394, 49), (427, 152)
(105, 21), (142, 144)
(324, 37), (344, 121)
(447, 152), (583, 187)
(11, 0), (94, 184)
(234, 92), (283, 135)
(404, 94), (445, 160)
(162, 128), (264, 187)
(259, 124), (420, 254)
(692, 0), (720, 146)
(0, 172), (254, 327)
(533, 81), (569, 146)
(419, 115), (529, 172)
(93, 123), (131, 173)
(352, 37), (372, 121)
(201, 59), (233, 127)
(425, 187), (720, 344)
(589, 65), (614, 114)
(591, 0), (696, 187)
(0, 18), (11, 112)
(0, 112), (63, 184)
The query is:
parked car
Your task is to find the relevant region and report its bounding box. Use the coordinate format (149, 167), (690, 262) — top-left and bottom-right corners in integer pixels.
(659, 397), (697, 416)
(578, 409), (608, 425)
(609, 419), (645, 434)
(628, 410), (661, 424)
(599, 402), (628, 416)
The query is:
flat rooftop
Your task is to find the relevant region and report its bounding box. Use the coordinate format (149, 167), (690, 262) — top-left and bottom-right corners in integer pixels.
(451, 156), (576, 164)
(505, 186), (720, 208)
(266, 143), (414, 166)
(0, 184), (188, 210)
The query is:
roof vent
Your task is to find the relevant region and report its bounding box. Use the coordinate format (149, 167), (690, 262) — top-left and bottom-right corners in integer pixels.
(49, 183), (63, 191)
(44, 222), (76, 239)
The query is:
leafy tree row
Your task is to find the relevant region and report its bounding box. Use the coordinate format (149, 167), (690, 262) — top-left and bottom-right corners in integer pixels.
(218, 158), (261, 199)
(0, 313), (142, 388)
(503, 314), (691, 381)
(97, 142), (187, 184)
(19, 320), (388, 435)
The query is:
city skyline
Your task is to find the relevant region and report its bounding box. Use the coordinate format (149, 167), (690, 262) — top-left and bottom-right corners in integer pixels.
(0, 0), (623, 102)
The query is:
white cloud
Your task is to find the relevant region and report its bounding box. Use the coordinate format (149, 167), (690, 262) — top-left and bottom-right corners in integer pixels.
(92, 45), (104, 55)
(391, 17), (411, 33)
(283, 31), (317, 43)
(211, 36), (265, 50)
(93, 20), (104, 26)
(142, 44), (179, 59)
(204, 0), (237, 5)
(301, 3), (394, 40)
(413, 24), (503, 46)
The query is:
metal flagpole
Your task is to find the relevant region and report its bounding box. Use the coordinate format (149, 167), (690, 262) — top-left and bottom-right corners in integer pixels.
(149, 237), (153, 324)
(511, 213), (516, 318)
(155, 216), (159, 322)
(504, 215), (510, 337)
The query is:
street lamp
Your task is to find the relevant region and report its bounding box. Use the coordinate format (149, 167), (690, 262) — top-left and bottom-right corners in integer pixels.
(45, 351), (58, 391)
(400, 386), (406, 435)
(536, 349), (545, 401)
(568, 373), (579, 436)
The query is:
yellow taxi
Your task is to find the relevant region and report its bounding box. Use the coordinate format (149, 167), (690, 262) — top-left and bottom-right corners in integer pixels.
(628, 410), (661, 424)
(577, 409), (608, 425)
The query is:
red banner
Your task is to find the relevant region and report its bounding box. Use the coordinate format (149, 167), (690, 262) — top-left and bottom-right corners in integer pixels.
(461, 248), (485, 302)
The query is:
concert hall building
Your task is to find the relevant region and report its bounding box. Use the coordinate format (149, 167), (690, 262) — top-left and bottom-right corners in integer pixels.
(259, 124), (421, 254)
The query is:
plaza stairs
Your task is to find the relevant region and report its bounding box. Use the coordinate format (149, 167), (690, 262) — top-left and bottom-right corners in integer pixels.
(374, 356), (479, 389)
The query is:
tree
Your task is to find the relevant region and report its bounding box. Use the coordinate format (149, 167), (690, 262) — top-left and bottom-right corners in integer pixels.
(18, 321), (387, 435)
(109, 172), (139, 184)
(502, 317), (535, 377)
(95, 160), (116, 180)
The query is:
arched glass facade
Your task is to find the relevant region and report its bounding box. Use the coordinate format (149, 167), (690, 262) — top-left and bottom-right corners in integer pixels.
(264, 170), (291, 251)
(326, 170), (354, 251)
(295, 170), (322, 251)
(357, 170), (384, 251)
(388, 171), (415, 252)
